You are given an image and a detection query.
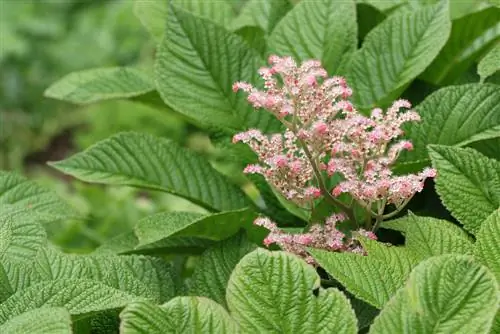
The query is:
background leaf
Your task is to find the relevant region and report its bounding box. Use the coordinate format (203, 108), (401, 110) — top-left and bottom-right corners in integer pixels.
(230, 0), (292, 34)
(0, 307), (72, 334)
(475, 209), (500, 282)
(370, 255), (500, 334)
(428, 145), (500, 235)
(49, 132), (249, 212)
(478, 42), (500, 82)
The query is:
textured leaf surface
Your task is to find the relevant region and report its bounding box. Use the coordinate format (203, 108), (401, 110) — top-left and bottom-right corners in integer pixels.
(135, 209), (255, 247)
(227, 249), (357, 333)
(174, 0), (234, 27)
(120, 297), (238, 334)
(0, 307), (72, 334)
(479, 42), (500, 82)
(310, 239), (417, 308)
(428, 145), (500, 235)
(346, 1), (450, 108)
(0, 171), (75, 222)
(0, 279), (142, 324)
(44, 67), (154, 104)
(49, 132), (249, 212)
(190, 233), (255, 307)
(399, 84), (500, 172)
(421, 7), (500, 84)
(475, 209), (500, 282)
(34, 246), (175, 303)
(230, 0), (291, 34)
(155, 5), (280, 132)
(370, 255), (500, 334)
(268, 0), (357, 75)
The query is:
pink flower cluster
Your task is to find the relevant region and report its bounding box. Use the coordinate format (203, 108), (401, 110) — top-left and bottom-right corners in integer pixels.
(254, 215), (377, 265)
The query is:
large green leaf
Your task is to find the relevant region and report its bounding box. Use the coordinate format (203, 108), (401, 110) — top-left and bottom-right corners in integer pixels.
(174, 0), (235, 27)
(49, 132), (249, 212)
(0, 307), (72, 334)
(134, 209), (255, 247)
(268, 0), (357, 75)
(398, 84), (500, 172)
(120, 297), (238, 334)
(370, 255), (499, 334)
(155, 5), (281, 132)
(479, 42), (500, 82)
(229, 0), (291, 34)
(0, 171), (76, 222)
(420, 7), (500, 85)
(346, 1), (451, 108)
(428, 145), (500, 235)
(0, 279), (142, 325)
(226, 249), (358, 333)
(44, 67), (154, 104)
(475, 209), (500, 282)
(310, 238), (418, 309)
(34, 246), (175, 303)
(190, 233), (255, 308)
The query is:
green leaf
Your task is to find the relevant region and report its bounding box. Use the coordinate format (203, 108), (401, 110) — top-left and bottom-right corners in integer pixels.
(479, 42), (500, 82)
(155, 5), (281, 132)
(34, 246), (175, 303)
(398, 84), (500, 172)
(420, 7), (500, 85)
(0, 307), (72, 334)
(230, 0), (292, 34)
(174, 0), (235, 28)
(227, 249), (358, 333)
(428, 145), (500, 235)
(370, 255), (500, 334)
(355, 0), (405, 12)
(0, 279), (142, 325)
(233, 26), (266, 56)
(346, 1), (451, 108)
(44, 67), (154, 104)
(392, 214), (473, 260)
(133, 0), (168, 42)
(120, 297), (238, 334)
(268, 0), (357, 75)
(310, 238), (418, 309)
(469, 137), (500, 160)
(0, 171), (76, 222)
(49, 132), (249, 212)
(475, 209), (500, 282)
(190, 233), (255, 307)
(135, 209), (255, 247)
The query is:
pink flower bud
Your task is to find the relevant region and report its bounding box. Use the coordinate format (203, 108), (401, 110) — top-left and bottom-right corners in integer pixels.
(313, 121), (328, 135)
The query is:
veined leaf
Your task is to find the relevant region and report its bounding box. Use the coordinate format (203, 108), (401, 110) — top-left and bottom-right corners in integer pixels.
(268, 0), (357, 75)
(226, 249), (357, 333)
(0, 307), (72, 334)
(49, 132), (249, 212)
(346, 1), (451, 109)
(310, 239), (418, 309)
(155, 5), (281, 132)
(34, 246), (175, 303)
(119, 297), (238, 334)
(398, 84), (500, 172)
(479, 42), (500, 82)
(0, 171), (76, 222)
(44, 67), (154, 104)
(135, 209), (255, 247)
(428, 145), (500, 235)
(370, 255), (500, 334)
(174, 0), (235, 28)
(230, 0), (292, 34)
(475, 209), (500, 282)
(421, 7), (500, 85)
(0, 279), (143, 325)
(190, 233), (255, 308)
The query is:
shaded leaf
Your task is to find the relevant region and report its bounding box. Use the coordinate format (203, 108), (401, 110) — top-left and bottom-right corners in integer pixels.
(479, 42), (500, 82)
(229, 0), (292, 34)
(0, 307), (72, 334)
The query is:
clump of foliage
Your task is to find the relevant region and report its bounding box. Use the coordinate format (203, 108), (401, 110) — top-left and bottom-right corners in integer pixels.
(1, 0), (500, 333)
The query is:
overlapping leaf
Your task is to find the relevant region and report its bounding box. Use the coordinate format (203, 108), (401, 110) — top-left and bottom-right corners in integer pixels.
(428, 145), (500, 235)
(268, 0), (357, 75)
(49, 132), (249, 212)
(0, 307), (72, 334)
(44, 67), (154, 104)
(475, 209), (500, 282)
(346, 1), (451, 108)
(120, 297), (238, 334)
(399, 84), (500, 172)
(227, 249), (357, 333)
(155, 5), (281, 132)
(370, 255), (500, 334)
(230, 0), (291, 34)
(479, 42), (500, 82)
